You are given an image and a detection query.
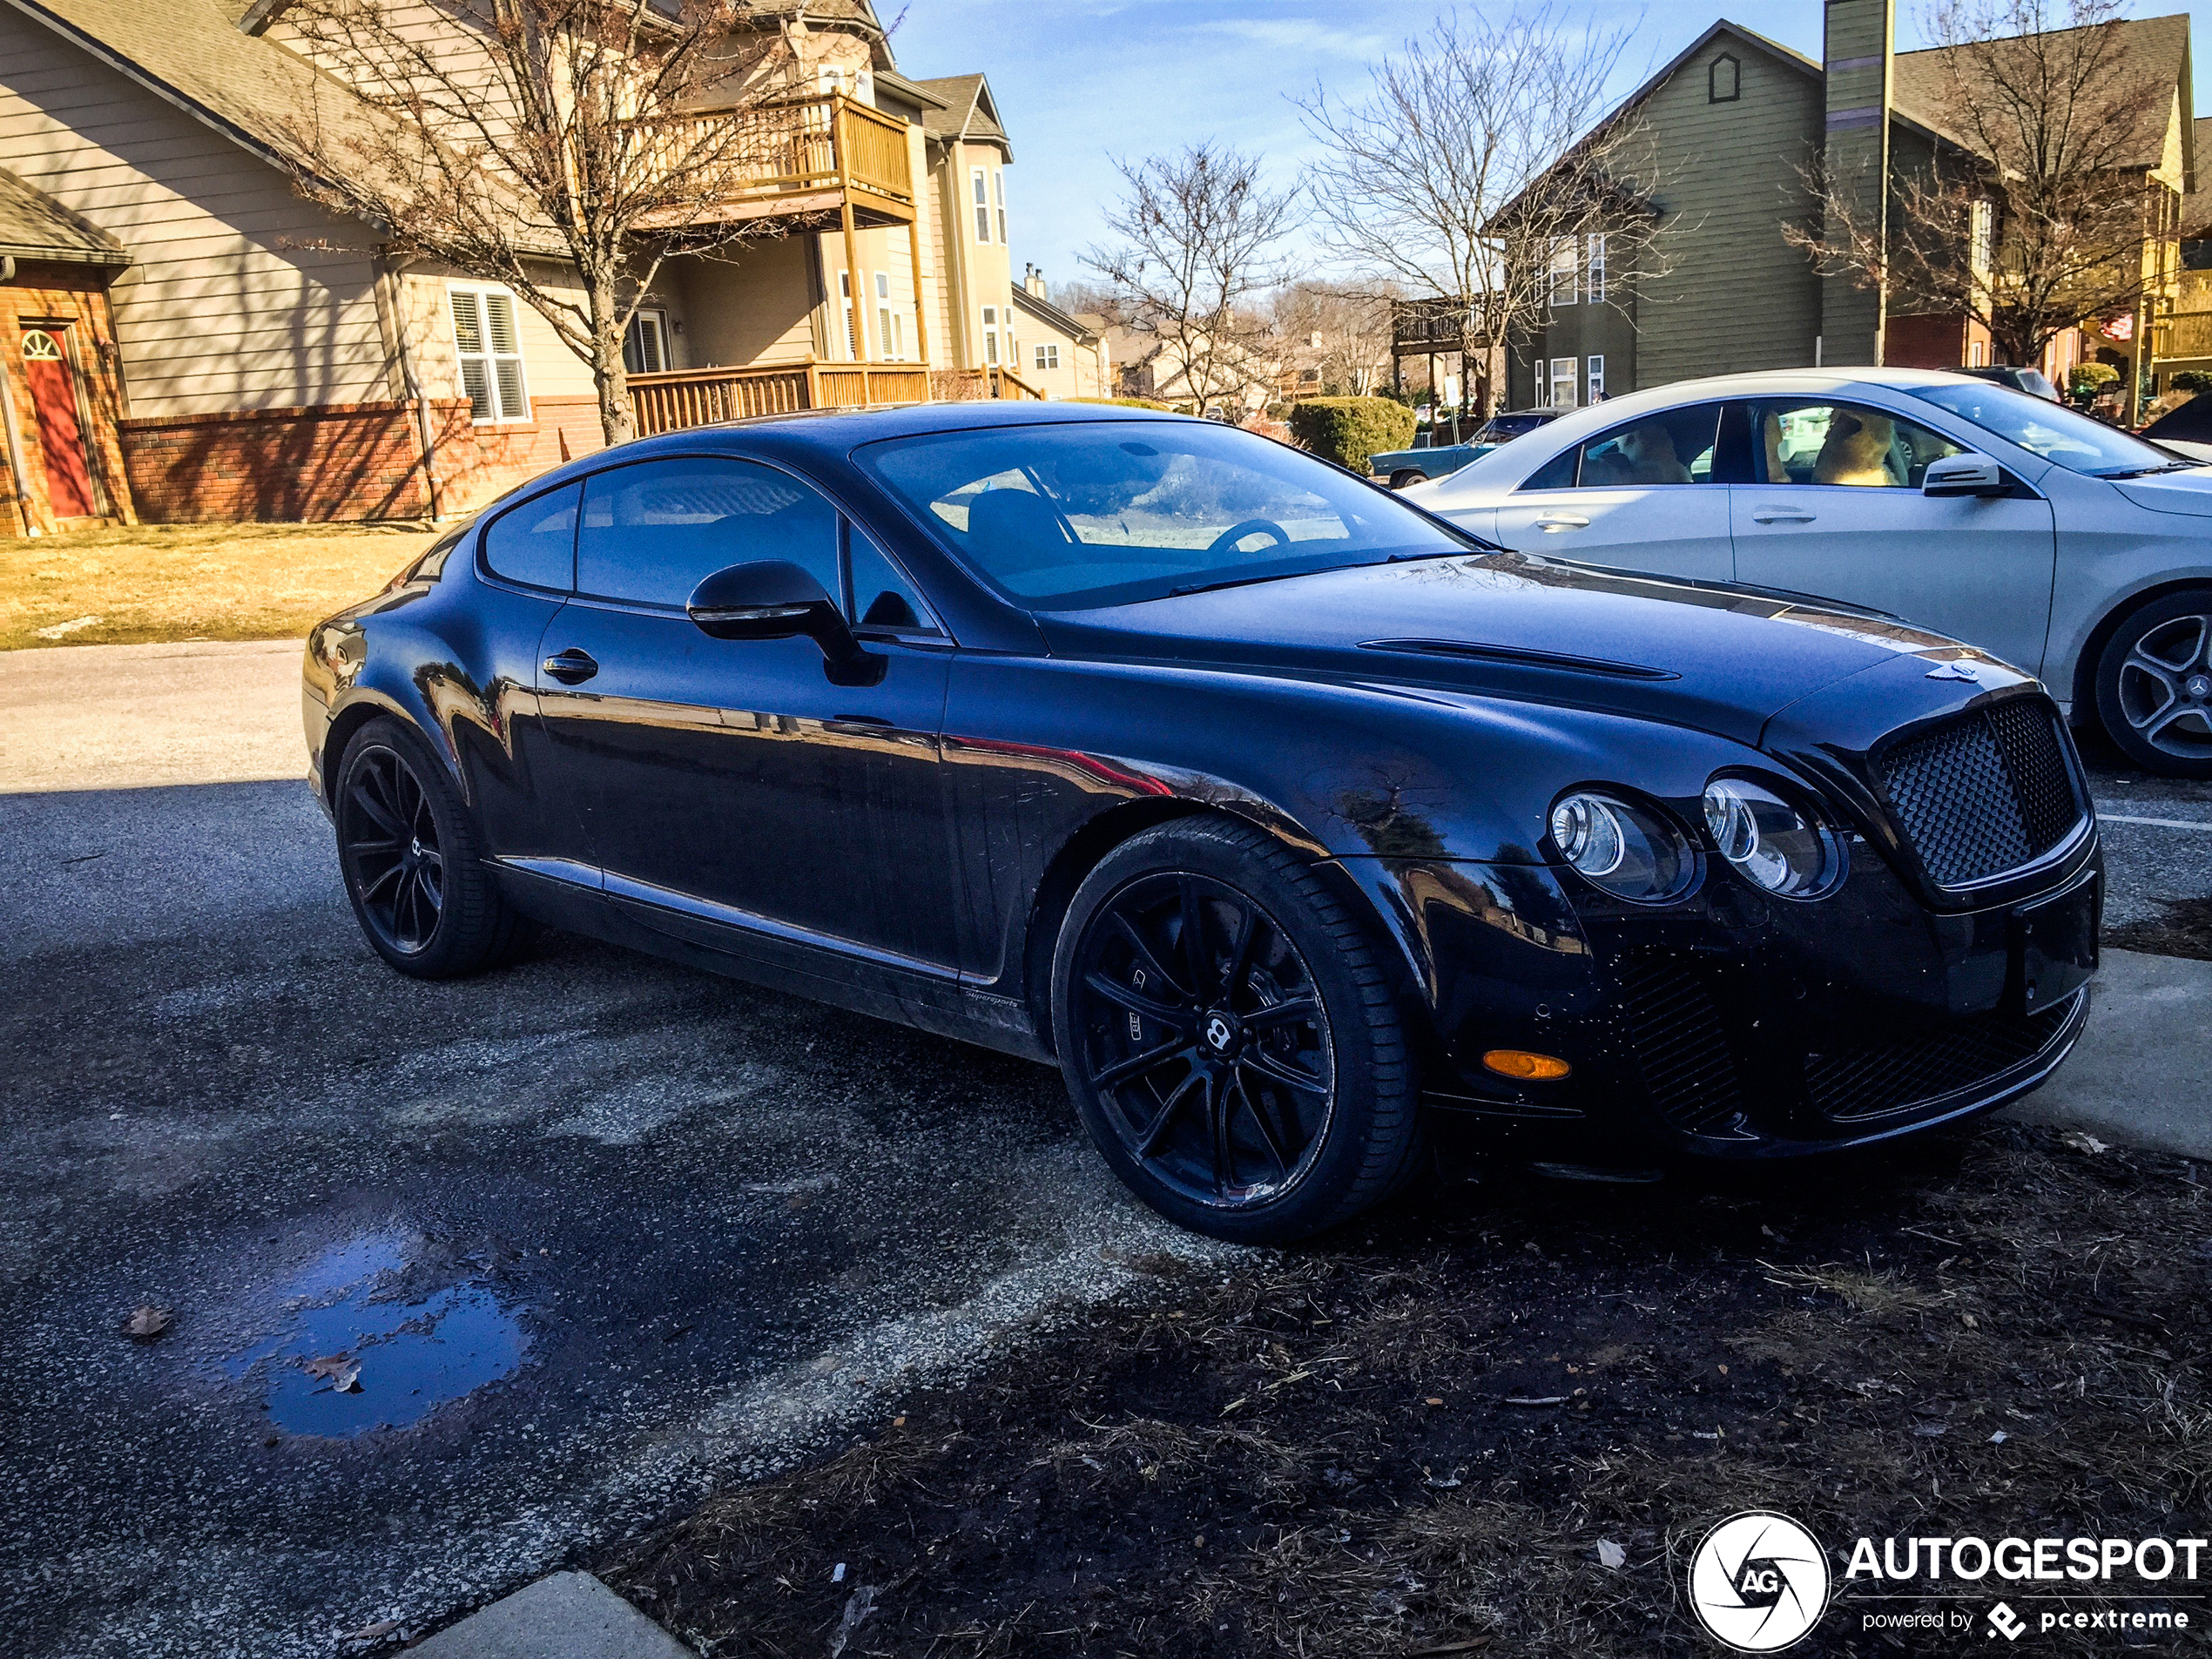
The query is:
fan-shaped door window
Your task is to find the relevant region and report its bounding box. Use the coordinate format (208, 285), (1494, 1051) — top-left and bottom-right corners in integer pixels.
(22, 329), (62, 359)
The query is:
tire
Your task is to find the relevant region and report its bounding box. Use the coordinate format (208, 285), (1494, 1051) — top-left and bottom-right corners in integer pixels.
(2093, 588), (2212, 777)
(1049, 817), (1425, 1244)
(333, 715), (529, 978)
(1389, 469), (1426, 490)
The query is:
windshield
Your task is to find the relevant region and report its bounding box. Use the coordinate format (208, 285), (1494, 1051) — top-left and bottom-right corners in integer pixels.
(858, 420), (1469, 609)
(1905, 381), (2188, 477)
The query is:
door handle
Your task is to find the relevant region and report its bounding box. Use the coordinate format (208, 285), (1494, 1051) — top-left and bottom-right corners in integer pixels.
(1750, 508), (1817, 524)
(542, 649), (599, 685)
(1532, 513), (1589, 531)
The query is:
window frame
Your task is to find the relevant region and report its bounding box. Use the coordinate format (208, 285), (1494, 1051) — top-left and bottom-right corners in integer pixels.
(1586, 354), (1605, 401)
(973, 167), (991, 242)
(1548, 356), (1578, 409)
(448, 283), (530, 424)
(994, 169), (1008, 246)
(1585, 233), (1606, 304)
(981, 304), (1000, 366)
(1548, 236), (1578, 307)
(1749, 397), (1969, 489)
(842, 516), (947, 640)
(1513, 401), (1744, 493)
(1035, 341), (1060, 371)
(1709, 51), (1741, 103)
(623, 307), (670, 376)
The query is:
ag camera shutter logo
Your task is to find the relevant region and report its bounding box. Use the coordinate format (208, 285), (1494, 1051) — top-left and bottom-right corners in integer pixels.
(1688, 1511), (1831, 1651)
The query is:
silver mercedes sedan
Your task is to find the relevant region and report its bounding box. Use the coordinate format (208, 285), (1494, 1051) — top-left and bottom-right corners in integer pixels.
(1408, 368), (2212, 776)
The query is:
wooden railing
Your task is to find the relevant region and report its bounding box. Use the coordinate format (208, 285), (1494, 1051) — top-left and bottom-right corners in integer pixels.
(631, 92), (914, 224)
(628, 361), (934, 436)
(931, 367), (1048, 401)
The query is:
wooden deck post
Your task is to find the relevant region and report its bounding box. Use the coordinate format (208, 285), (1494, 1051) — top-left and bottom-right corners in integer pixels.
(907, 220), (931, 371)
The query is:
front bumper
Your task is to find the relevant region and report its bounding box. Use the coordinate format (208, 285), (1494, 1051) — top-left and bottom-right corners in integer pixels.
(1369, 826), (2101, 1166)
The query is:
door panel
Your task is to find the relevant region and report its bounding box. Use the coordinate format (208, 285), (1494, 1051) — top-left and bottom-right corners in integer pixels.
(21, 329), (93, 517)
(1730, 399), (2058, 674)
(1493, 401), (1735, 580)
(534, 455), (960, 974)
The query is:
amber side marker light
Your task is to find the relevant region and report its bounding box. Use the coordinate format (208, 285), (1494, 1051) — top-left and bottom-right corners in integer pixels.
(1482, 1049), (1572, 1082)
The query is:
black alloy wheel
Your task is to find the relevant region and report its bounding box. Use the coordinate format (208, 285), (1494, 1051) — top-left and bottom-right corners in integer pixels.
(2096, 589), (2212, 777)
(1052, 818), (1424, 1244)
(334, 716), (529, 978)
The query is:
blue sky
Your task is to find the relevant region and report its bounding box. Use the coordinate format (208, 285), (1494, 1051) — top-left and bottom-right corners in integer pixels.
(887, 0), (2209, 297)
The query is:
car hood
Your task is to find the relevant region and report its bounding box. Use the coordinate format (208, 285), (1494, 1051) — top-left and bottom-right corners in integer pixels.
(2112, 466), (2212, 517)
(1040, 552), (1987, 747)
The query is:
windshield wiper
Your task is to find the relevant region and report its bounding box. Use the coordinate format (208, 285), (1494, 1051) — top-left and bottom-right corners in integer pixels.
(2094, 461), (2200, 479)
(1166, 569), (1334, 598)
(1387, 548), (1476, 563)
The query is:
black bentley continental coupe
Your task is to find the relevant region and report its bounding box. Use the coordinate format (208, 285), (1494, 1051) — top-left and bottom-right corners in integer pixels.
(305, 403), (2100, 1243)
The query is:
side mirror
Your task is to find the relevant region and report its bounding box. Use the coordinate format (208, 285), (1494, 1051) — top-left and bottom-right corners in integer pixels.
(1923, 453), (2007, 498)
(686, 560), (884, 686)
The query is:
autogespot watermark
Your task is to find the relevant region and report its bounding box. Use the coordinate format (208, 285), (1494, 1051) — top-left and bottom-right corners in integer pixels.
(1686, 1513), (2207, 1649)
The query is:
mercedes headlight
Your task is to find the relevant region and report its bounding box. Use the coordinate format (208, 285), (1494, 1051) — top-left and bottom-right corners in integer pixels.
(1548, 791), (1694, 903)
(1702, 779), (1840, 899)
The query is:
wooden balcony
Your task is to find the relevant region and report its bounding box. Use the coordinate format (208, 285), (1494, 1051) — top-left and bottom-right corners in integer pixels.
(628, 361), (1044, 436)
(634, 92), (915, 232)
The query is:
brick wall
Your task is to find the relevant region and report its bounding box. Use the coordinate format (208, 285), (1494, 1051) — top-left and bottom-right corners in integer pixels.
(118, 392), (606, 524)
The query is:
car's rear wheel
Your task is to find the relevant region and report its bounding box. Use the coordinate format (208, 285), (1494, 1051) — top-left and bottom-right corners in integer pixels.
(1389, 469), (1426, 489)
(1051, 818), (1424, 1244)
(2094, 588), (2212, 777)
(334, 716), (528, 977)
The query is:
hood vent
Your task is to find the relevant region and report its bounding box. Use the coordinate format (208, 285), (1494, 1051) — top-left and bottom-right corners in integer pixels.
(1359, 637), (1679, 681)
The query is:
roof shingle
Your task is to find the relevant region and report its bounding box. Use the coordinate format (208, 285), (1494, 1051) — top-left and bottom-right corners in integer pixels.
(0, 163), (130, 265)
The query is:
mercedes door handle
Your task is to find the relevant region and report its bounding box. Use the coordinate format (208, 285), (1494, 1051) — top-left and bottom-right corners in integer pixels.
(542, 649), (599, 685)
(1750, 508), (1817, 524)
(1533, 513), (1589, 531)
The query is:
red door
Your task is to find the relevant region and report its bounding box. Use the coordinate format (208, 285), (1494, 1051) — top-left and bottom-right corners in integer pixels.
(21, 328), (94, 518)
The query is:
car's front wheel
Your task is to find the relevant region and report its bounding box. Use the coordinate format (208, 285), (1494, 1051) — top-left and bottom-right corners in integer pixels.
(334, 716), (529, 977)
(1051, 818), (1424, 1244)
(2094, 588), (2212, 777)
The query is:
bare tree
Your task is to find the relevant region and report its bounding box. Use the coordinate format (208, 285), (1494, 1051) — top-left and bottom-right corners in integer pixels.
(275, 0), (794, 443)
(1297, 5), (1651, 421)
(1269, 280), (1397, 396)
(1081, 144), (1299, 418)
(1788, 0), (2175, 373)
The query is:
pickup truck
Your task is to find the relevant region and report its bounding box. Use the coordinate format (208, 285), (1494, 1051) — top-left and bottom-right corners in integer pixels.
(1372, 409), (1560, 489)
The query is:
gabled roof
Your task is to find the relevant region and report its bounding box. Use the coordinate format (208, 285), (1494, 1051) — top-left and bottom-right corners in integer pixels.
(1010, 281), (1096, 343)
(2185, 115), (2212, 237)
(1891, 13), (2192, 180)
(913, 72), (1010, 159)
(1, 0), (390, 193)
(874, 69), (951, 112)
(0, 165), (131, 265)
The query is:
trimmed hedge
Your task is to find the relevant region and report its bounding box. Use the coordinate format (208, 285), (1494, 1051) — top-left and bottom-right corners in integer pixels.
(1288, 397), (1418, 473)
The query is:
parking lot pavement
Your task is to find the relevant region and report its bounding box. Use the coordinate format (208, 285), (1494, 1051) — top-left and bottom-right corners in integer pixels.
(3, 642), (2209, 1657)
(0, 644), (1222, 1659)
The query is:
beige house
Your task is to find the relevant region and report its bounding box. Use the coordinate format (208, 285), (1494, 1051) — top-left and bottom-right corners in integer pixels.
(1011, 267), (1111, 400)
(0, 0), (1045, 527)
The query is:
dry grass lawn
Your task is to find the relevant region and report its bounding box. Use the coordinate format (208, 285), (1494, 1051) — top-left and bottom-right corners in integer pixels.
(0, 520), (439, 654)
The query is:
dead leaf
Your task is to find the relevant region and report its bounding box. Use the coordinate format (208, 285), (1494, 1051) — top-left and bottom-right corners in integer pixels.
(124, 1305), (173, 1341)
(2064, 1131), (2109, 1155)
(1596, 1538), (1626, 1569)
(826, 1584), (878, 1659)
(1912, 1421), (1948, 1438)
(304, 1353), (363, 1392)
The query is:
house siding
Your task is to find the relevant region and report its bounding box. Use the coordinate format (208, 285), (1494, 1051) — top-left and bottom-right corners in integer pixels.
(0, 8), (394, 418)
(1631, 40), (1824, 388)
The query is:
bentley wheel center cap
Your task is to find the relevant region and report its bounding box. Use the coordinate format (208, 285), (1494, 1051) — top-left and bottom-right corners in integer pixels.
(1204, 1014), (1237, 1055)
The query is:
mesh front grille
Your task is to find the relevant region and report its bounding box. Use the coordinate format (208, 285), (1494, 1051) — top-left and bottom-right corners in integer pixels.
(1876, 700), (2082, 887)
(1806, 1000), (2077, 1123)
(1614, 953), (1743, 1135)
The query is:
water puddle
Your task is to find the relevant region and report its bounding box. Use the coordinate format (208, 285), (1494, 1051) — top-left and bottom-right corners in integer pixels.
(223, 1231), (528, 1437)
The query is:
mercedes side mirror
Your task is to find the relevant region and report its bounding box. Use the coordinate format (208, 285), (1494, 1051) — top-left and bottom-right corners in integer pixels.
(1923, 453), (2007, 498)
(686, 560), (884, 686)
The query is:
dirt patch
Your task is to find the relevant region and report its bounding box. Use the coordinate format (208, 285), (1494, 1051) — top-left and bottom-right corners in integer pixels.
(2107, 898), (2212, 963)
(607, 1125), (2212, 1656)
(0, 520), (434, 651)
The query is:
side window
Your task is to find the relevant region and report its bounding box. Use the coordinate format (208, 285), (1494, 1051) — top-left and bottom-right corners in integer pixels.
(846, 521), (942, 637)
(1517, 444), (1580, 492)
(1754, 401), (1967, 488)
(481, 483), (579, 590)
(1575, 403), (1724, 488)
(577, 456), (839, 607)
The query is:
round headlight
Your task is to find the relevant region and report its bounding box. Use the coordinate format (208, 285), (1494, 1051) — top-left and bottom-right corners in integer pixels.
(1548, 791), (1693, 903)
(1702, 779), (1838, 898)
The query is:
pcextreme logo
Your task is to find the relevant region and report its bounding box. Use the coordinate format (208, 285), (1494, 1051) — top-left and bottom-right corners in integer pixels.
(1688, 1511), (1832, 1652)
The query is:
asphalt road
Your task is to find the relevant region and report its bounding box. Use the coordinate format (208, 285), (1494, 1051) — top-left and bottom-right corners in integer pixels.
(2, 641), (2209, 1659)
(0, 641), (1223, 1659)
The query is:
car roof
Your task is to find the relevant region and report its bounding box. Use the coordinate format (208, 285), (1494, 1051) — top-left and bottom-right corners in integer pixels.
(606, 398), (1204, 461)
